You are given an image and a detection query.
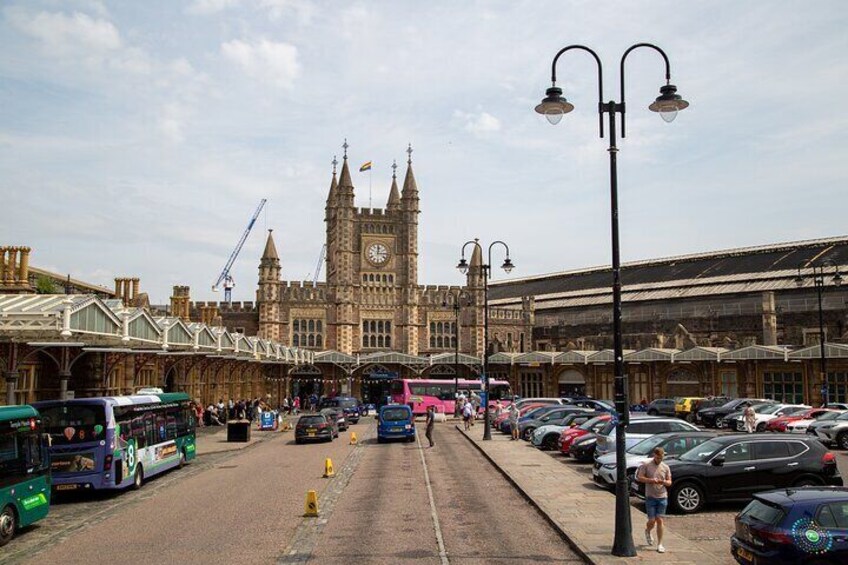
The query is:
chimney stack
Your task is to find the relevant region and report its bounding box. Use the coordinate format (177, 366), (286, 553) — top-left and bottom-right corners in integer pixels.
(0, 246), (33, 293)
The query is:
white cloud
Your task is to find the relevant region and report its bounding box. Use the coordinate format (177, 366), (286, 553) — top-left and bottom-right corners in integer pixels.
(454, 110), (502, 136)
(260, 0), (315, 24)
(221, 39), (300, 89)
(7, 8), (121, 54)
(185, 0), (241, 16)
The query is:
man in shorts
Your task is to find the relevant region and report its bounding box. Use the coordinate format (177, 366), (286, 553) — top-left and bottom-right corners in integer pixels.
(636, 446), (672, 553)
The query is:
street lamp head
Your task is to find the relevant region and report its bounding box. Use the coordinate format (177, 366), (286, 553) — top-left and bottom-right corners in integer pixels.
(534, 86), (574, 125)
(834, 271), (843, 287)
(501, 258), (515, 274)
(794, 274), (805, 288)
(648, 84), (689, 123)
(456, 258), (469, 275)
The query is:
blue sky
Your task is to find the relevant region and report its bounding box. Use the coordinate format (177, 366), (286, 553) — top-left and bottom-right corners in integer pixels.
(1, 0), (846, 303)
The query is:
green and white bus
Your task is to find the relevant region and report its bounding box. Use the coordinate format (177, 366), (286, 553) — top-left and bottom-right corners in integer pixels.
(0, 405), (50, 546)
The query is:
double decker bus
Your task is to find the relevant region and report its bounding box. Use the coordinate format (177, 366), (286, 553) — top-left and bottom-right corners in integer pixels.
(390, 378), (512, 416)
(34, 393), (196, 492)
(0, 405), (50, 546)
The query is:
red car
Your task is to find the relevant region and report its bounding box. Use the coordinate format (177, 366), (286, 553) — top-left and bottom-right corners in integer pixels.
(765, 407), (839, 432)
(559, 414), (612, 454)
(493, 403), (546, 429)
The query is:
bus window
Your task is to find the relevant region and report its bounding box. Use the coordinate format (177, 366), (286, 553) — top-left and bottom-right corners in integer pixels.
(23, 433), (43, 470)
(0, 429), (20, 474)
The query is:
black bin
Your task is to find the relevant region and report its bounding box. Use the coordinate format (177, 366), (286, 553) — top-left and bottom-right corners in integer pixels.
(227, 421), (251, 442)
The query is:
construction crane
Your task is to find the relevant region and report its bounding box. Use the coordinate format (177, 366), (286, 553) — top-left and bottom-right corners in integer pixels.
(310, 244), (327, 284)
(212, 198), (267, 303)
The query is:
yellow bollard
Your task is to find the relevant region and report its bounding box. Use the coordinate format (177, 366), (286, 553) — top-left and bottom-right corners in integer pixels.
(304, 490), (319, 517)
(349, 431), (357, 445)
(323, 457), (335, 478)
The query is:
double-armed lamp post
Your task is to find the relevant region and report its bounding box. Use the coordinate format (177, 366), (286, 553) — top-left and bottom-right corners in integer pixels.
(457, 239), (514, 441)
(794, 260), (843, 405)
(534, 43), (689, 557)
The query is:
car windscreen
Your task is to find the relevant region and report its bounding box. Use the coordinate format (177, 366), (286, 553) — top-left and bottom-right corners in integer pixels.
(579, 416), (606, 431)
(628, 434), (667, 455)
(299, 416), (325, 425)
(738, 499), (786, 526)
(754, 404), (779, 414)
(836, 412), (848, 421)
(39, 404), (107, 444)
(817, 411), (842, 421)
(381, 408), (410, 421)
(679, 438), (724, 462)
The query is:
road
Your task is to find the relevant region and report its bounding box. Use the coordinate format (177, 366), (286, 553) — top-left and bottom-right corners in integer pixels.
(3, 420), (582, 565)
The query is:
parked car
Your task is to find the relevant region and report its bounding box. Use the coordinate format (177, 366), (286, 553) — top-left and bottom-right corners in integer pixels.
(512, 398), (566, 410)
(499, 404), (555, 433)
(728, 404), (809, 433)
(766, 408), (839, 433)
(632, 435), (843, 514)
(569, 433), (600, 462)
(531, 413), (596, 450)
(697, 398), (772, 428)
(718, 401), (778, 429)
(812, 411), (848, 449)
(564, 399), (615, 413)
(731, 487), (848, 565)
(295, 414), (334, 443)
(786, 410), (844, 434)
(825, 403), (848, 411)
(674, 397), (703, 421)
(377, 404), (415, 443)
(560, 414), (613, 454)
(319, 396), (361, 424)
(595, 415), (699, 458)
(494, 402), (547, 429)
(519, 407), (594, 440)
(646, 398), (677, 417)
(320, 408), (346, 433)
(593, 431), (717, 490)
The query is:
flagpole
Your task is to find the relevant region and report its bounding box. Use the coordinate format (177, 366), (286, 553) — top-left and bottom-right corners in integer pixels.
(369, 167), (372, 210)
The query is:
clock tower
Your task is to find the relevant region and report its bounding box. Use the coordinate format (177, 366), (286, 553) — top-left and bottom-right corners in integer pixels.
(324, 142), (420, 355)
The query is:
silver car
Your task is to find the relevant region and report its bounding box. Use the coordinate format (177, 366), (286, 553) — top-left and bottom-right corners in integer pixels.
(814, 411), (848, 449)
(594, 415), (699, 458)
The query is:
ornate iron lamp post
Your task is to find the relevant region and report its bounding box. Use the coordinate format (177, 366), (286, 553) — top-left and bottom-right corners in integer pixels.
(535, 43), (689, 557)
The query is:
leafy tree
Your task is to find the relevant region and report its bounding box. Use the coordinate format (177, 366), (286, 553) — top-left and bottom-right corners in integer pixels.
(35, 275), (57, 294)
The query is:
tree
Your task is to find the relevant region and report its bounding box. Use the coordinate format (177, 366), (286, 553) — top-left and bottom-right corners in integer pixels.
(35, 275), (57, 294)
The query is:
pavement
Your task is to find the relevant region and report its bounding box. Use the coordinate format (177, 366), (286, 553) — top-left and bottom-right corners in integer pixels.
(457, 425), (727, 565)
(195, 418), (287, 454)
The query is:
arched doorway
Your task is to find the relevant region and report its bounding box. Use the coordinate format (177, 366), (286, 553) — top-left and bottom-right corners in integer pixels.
(290, 364), (324, 407)
(557, 369), (586, 398)
(358, 364), (396, 408)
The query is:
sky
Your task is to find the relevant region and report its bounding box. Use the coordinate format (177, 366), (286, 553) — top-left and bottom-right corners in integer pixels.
(2, 0), (846, 304)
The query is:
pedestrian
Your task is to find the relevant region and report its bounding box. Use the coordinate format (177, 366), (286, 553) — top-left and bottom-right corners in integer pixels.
(508, 402), (520, 440)
(462, 400), (473, 431)
(636, 447), (672, 553)
(425, 405), (436, 448)
(293, 396), (301, 415)
(744, 405), (756, 433)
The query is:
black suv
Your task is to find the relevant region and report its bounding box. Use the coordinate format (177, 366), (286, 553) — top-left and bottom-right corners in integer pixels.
(631, 434), (842, 514)
(696, 398), (770, 428)
(319, 396), (361, 424)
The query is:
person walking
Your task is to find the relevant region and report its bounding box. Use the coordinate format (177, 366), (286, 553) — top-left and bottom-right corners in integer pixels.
(462, 400), (473, 431)
(425, 405), (436, 448)
(508, 403), (520, 440)
(744, 405), (757, 433)
(637, 447), (672, 553)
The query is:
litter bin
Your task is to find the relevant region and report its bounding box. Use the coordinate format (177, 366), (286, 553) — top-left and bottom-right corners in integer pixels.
(227, 420), (251, 442)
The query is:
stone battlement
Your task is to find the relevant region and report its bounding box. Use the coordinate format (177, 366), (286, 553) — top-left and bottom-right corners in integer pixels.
(191, 300), (257, 312)
(277, 280), (327, 302)
(358, 207), (387, 216)
(419, 284), (467, 305)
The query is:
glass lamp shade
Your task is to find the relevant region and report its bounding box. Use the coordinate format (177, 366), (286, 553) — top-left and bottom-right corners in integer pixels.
(501, 258), (514, 274)
(457, 258), (469, 274)
(834, 272), (843, 287)
(794, 275), (805, 288)
(534, 86), (574, 125)
(649, 84), (689, 122)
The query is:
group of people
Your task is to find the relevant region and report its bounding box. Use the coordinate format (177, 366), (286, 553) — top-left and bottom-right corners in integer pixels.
(455, 390), (482, 430)
(193, 398), (271, 427)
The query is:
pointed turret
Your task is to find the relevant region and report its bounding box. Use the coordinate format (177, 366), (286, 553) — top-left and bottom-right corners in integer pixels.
(259, 229), (281, 283)
(262, 229), (279, 261)
(400, 144), (419, 208)
(387, 159), (401, 212)
(466, 239), (485, 289)
(325, 156), (339, 209)
(337, 141), (355, 208)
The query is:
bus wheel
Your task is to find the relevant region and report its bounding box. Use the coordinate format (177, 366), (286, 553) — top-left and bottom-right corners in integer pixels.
(178, 450), (186, 468)
(132, 466), (144, 490)
(0, 505), (16, 547)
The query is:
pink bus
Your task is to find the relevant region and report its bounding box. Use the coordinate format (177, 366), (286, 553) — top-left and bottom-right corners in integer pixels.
(390, 378), (513, 416)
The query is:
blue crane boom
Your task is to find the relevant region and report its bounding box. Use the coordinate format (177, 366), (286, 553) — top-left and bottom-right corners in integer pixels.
(212, 199), (267, 298)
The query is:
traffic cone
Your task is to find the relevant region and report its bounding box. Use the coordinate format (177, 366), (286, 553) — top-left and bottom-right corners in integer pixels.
(304, 490), (319, 517)
(323, 458), (335, 478)
(349, 432), (357, 445)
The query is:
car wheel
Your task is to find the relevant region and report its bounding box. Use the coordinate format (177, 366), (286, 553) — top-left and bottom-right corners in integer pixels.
(647, 409), (658, 416)
(132, 465), (144, 490)
(295, 439), (302, 445)
(523, 428), (534, 440)
(756, 422), (767, 432)
(0, 505), (16, 547)
(377, 437), (385, 444)
(716, 418), (725, 429)
(671, 482), (704, 514)
(178, 449), (186, 468)
(543, 434), (559, 451)
(793, 476), (822, 487)
(838, 431), (848, 450)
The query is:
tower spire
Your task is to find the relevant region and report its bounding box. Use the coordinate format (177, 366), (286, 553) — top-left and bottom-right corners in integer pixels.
(337, 139), (355, 204)
(326, 155), (339, 207)
(401, 143), (418, 205)
(387, 159), (401, 212)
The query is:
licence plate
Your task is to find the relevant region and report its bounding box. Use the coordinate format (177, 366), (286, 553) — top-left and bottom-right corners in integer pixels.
(56, 484), (79, 491)
(735, 547), (754, 562)
(391, 427), (402, 432)
(308, 432), (316, 437)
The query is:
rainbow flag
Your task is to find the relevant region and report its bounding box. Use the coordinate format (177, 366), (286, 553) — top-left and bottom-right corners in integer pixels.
(359, 161), (372, 172)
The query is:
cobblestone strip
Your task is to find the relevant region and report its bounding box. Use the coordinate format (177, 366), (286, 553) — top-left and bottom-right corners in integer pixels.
(2, 432), (284, 564)
(277, 424), (375, 564)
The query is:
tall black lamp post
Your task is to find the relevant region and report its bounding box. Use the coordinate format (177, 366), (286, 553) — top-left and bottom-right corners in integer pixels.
(442, 289), (473, 408)
(795, 260), (843, 406)
(534, 43), (689, 557)
(457, 239), (514, 441)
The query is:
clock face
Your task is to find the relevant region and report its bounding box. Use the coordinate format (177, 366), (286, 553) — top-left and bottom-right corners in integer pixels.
(366, 242), (390, 266)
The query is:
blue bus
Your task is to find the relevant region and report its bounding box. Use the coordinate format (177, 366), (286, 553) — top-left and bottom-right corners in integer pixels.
(33, 393), (196, 491)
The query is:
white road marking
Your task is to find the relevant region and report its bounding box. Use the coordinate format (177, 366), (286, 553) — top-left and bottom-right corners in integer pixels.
(417, 431), (450, 565)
